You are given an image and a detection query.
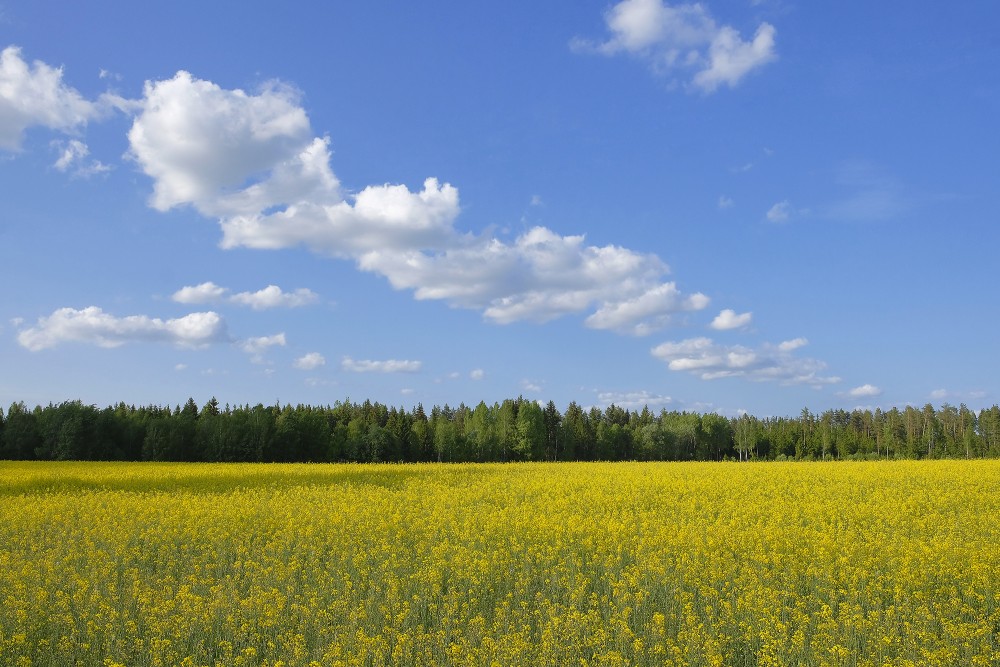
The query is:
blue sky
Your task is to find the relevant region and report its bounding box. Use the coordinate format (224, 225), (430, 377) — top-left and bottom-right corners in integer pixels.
(1, 1), (998, 417)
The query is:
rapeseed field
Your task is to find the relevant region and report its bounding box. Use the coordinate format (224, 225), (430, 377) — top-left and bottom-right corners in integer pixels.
(1, 461), (998, 666)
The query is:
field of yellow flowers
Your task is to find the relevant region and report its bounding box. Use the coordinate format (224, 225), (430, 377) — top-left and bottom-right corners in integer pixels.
(1, 460), (999, 666)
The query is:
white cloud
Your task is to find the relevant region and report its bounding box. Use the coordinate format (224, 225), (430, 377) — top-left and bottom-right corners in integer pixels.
(52, 139), (84, 171)
(717, 195), (734, 209)
(778, 337), (808, 351)
(172, 281), (229, 304)
(651, 336), (839, 387)
(219, 177), (461, 256)
(470, 368), (485, 380)
(575, 0), (776, 92)
(127, 71), (335, 216)
(710, 308), (752, 330)
(174, 363), (187, 371)
(359, 228), (706, 334)
(341, 356), (422, 373)
(0, 46), (101, 150)
(693, 23), (777, 92)
(846, 384), (882, 398)
(597, 390), (673, 410)
(52, 139), (111, 177)
(128, 71), (707, 335)
(230, 285), (318, 310)
(172, 282), (318, 309)
(293, 352), (326, 371)
(238, 333), (286, 363)
(928, 388), (988, 404)
(766, 200), (792, 223)
(522, 380), (543, 393)
(17, 306), (228, 351)
(585, 283), (709, 336)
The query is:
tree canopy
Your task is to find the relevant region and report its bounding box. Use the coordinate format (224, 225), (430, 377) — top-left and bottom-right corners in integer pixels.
(2, 398), (999, 463)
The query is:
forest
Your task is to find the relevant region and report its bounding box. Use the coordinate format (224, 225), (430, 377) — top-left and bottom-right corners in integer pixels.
(2, 397), (999, 463)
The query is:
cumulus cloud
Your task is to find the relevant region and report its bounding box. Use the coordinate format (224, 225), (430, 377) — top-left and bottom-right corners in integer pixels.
(127, 71), (332, 216)
(230, 285), (318, 310)
(0, 46), (102, 150)
(341, 356), (422, 373)
(108, 69), (702, 338)
(238, 333), (286, 363)
(585, 283), (709, 336)
(574, 0), (776, 92)
(111, 69), (712, 336)
(710, 308), (752, 330)
(172, 282), (318, 309)
(597, 390), (673, 410)
(17, 306), (228, 351)
(470, 368), (485, 380)
(846, 384), (882, 398)
(651, 336), (839, 387)
(219, 177), (461, 256)
(293, 352), (326, 371)
(358, 228), (707, 334)
(172, 281), (229, 304)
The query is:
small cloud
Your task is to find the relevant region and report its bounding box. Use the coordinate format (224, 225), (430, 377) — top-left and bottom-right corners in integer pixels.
(522, 380), (542, 393)
(172, 281), (228, 304)
(778, 337), (808, 351)
(709, 309), (752, 331)
(530, 194), (544, 207)
(341, 356), (421, 373)
(766, 200), (792, 223)
(17, 306), (228, 351)
(294, 352), (326, 371)
(929, 388), (988, 404)
(53, 139), (87, 171)
(172, 282), (318, 309)
(51, 139), (111, 178)
(597, 390), (672, 410)
(174, 363), (187, 371)
(651, 336), (838, 387)
(574, 0), (777, 93)
(846, 384), (882, 398)
(470, 368), (485, 380)
(401, 388), (415, 395)
(717, 195), (734, 209)
(238, 333), (286, 364)
(230, 285), (319, 310)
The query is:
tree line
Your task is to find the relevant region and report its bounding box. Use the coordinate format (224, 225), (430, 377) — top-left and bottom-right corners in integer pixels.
(1, 397), (999, 463)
